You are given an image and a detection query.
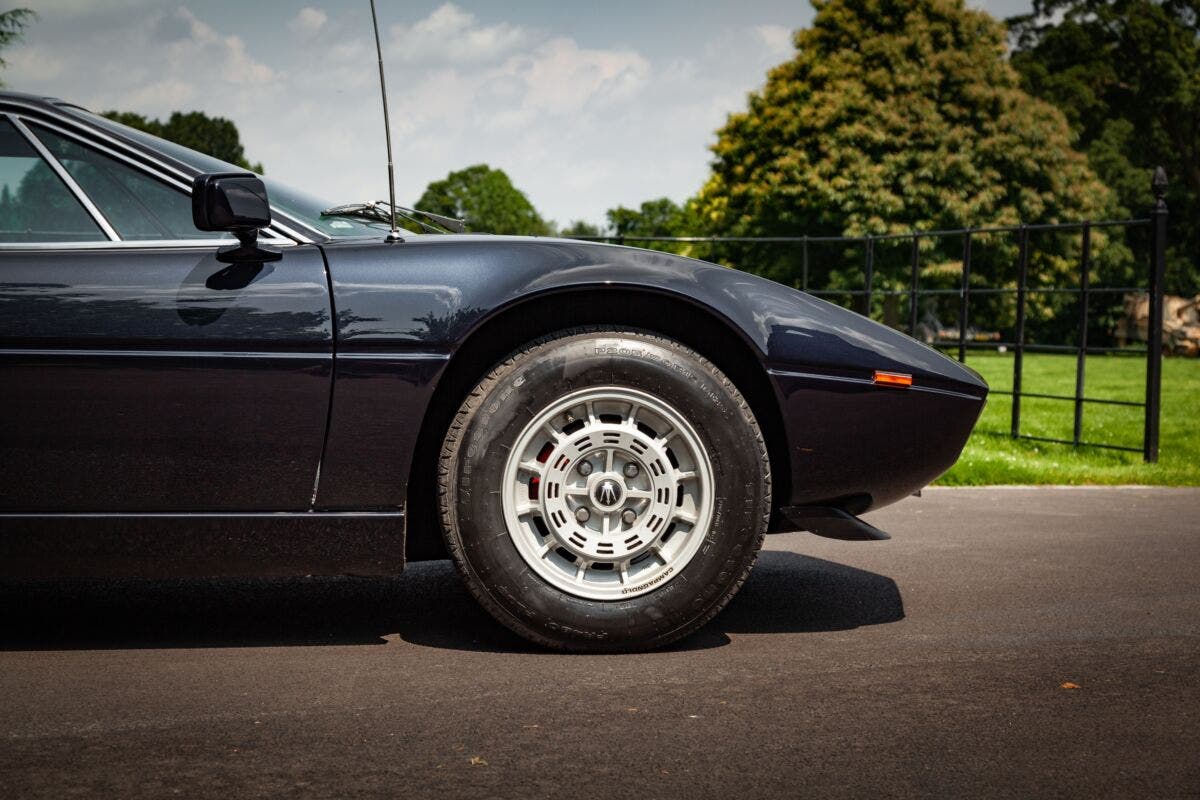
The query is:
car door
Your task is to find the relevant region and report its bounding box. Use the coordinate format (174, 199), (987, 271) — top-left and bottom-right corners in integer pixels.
(0, 112), (333, 512)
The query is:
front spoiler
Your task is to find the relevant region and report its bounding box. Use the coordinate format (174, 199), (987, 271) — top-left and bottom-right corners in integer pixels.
(778, 506), (890, 541)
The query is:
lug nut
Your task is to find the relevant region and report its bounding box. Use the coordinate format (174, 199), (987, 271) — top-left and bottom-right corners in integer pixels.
(577, 461), (593, 476)
(623, 463), (639, 478)
(621, 509), (637, 525)
(575, 507), (591, 523)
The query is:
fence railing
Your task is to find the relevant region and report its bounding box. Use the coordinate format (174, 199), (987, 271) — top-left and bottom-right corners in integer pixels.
(572, 169), (1170, 462)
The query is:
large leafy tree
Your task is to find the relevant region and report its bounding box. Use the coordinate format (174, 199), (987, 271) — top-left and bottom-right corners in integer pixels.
(694, 0), (1116, 337)
(0, 8), (34, 86)
(102, 110), (264, 173)
(1010, 0), (1200, 294)
(415, 164), (549, 236)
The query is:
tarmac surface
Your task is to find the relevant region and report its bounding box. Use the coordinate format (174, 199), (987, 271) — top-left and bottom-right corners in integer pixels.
(1, 487), (1197, 798)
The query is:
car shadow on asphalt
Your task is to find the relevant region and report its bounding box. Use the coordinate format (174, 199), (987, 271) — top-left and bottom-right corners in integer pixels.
(0, 550), (903, 653)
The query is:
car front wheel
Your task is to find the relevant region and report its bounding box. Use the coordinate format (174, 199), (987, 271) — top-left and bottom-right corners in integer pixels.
(438, 328), (770, 652)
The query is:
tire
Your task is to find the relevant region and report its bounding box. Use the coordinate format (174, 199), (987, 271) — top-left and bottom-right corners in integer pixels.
(438, 328), (770, 652)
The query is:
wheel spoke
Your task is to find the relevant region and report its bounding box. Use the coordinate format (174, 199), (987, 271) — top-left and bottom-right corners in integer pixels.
(565, 485), (589, 496)
(673, 509), (698, 525)
(540, 421), (564, 443)
(515, 501), (538, 516)
(604, 447), (615, 472)
(518, 459), (544, 475)
(626, 488), (652, 500)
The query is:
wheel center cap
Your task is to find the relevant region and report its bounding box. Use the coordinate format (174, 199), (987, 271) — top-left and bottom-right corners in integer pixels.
(592, 477), (624, 509)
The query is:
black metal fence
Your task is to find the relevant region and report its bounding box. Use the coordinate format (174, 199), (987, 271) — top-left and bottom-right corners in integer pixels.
(574, 169), (1171, 462)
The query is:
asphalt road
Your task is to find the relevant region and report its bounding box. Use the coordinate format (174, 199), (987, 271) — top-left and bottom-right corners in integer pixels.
(1, 487), (1198, 799)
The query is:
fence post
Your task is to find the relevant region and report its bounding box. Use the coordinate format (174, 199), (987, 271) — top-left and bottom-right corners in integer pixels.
(958, 232), (972, 363)
(1011, 225), (1029, 439)
(862, 236), (874, 317)
(1144, 167), (1168, 463)
(1073, 222), (1091, 446)
(801, 236), (809, 292)
(909, 236), (920, 337)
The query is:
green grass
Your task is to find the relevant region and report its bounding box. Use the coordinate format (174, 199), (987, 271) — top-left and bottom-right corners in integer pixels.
(935, 352), (1200, 486)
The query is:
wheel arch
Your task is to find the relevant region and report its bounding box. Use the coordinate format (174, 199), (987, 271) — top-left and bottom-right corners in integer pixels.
(404, 285), (791, 561)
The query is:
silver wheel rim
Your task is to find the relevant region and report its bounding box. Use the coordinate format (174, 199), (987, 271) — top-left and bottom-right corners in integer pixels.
(501, 386), (715, 601)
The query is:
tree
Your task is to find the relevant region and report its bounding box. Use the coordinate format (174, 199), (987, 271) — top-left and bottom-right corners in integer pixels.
(559, 219), (602, 238)
(102, 110), (264, 173)
(415, 164), (550, 236)
(0, 8), (34, 86)
(605, 197), (698, 254)
(1010, 0), (1200, 294)
(693, 0), (1116, 337)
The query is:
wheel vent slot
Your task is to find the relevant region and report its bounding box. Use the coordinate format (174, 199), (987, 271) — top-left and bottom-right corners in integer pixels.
(554, 454), (570, 470)
(562, 420), (585, 435)
(636, 422), (658, 438)
(532, 516), (550, 539)
(649, 459), (664, 477)
(551, 510), (567, 527)
(665, 447), (679, 469)
(656, 487), (668, 503)
(555, 547), (577, 563)
(574, 437), (592, 453)
(546, 482), (560, 499)
(629, 439), (647, 455)
(568, 532), (587, 548)
(596, 542), (614, 556)
(624, 534), (642, 548)
(599, 414), (623, 425)
(647, 514), (663, 534)
(661, 522), (678, 543)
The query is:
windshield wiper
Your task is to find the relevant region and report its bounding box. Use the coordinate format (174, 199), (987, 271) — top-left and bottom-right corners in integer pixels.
(321, 201), (466, 234)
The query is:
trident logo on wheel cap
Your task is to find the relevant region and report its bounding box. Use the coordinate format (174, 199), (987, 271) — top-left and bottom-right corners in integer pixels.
(594, 479), (621, 508)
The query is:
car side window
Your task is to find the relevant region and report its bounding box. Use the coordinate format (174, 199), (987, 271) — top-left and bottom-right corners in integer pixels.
(0, 118), (106, 243)
(27, 122), (226, 241)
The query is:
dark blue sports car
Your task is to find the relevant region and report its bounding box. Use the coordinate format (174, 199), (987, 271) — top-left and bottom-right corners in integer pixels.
(0, 91), (986, 651)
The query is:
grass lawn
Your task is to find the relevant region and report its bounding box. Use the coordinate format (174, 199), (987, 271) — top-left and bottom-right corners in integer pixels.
(935, 351), (1199, 486)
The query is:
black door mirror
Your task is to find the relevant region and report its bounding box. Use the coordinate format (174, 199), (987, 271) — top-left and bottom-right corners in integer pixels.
(191, 172), (281, 263)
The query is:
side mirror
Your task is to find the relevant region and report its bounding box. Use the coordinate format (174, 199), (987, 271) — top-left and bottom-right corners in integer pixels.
(191, 172), (281, 263)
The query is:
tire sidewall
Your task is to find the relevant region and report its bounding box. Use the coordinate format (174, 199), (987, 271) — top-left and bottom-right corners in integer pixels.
(446, 330), (768, 649)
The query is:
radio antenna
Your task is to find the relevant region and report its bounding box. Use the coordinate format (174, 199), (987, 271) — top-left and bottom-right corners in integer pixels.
(369, 0), (402, 242)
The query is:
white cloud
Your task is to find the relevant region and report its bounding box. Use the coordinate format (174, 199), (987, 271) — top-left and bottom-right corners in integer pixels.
(176, 9), (276, 85)
(288, 7), (327, 37)
(121, 78), (196, 109)
(389, 2), (527, 64)
(4, 45), (66, 83)
(754, 24), (794, 58)
(21, 0), (152, 14)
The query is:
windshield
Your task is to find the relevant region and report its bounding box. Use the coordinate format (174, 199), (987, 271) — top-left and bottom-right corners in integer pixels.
(70, 108), (393, 238)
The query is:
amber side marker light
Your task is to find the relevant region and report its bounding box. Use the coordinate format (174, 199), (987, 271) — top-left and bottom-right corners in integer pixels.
(873, 371), (913, 388)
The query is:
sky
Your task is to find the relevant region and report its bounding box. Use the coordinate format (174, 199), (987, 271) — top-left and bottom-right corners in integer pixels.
(10, 0), (1033, 228)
